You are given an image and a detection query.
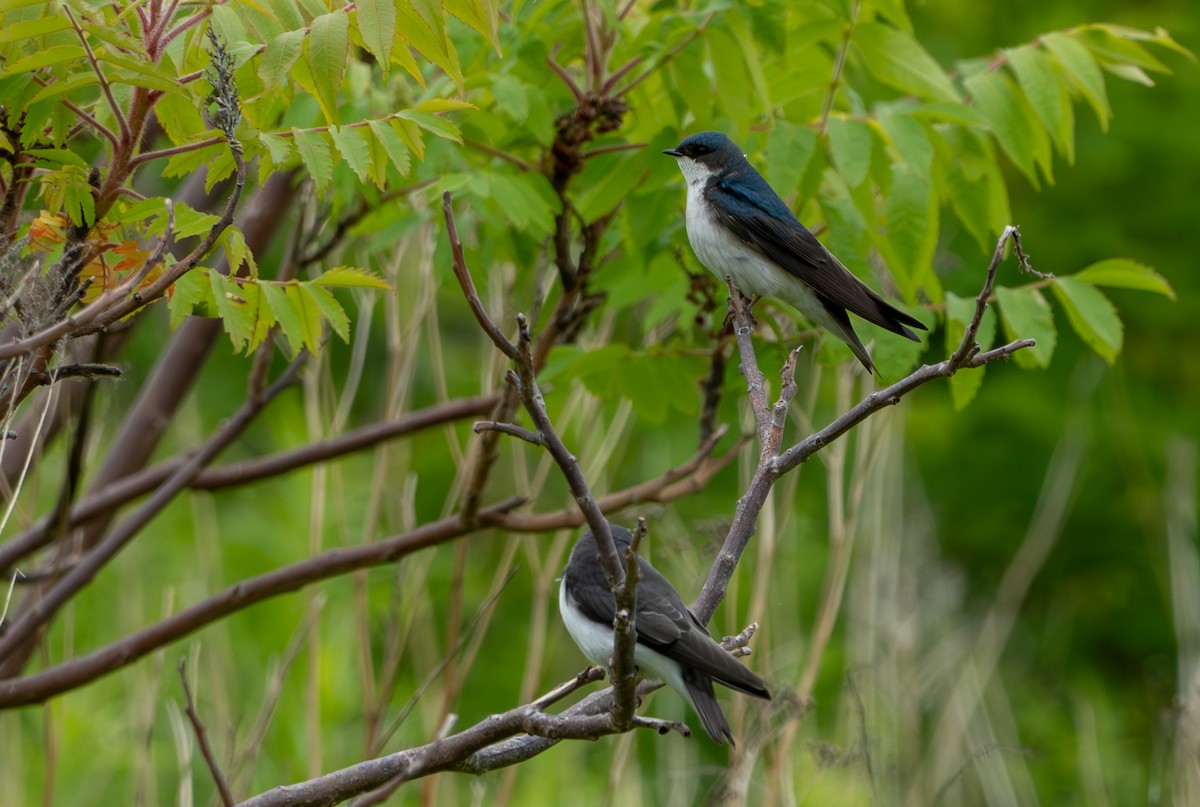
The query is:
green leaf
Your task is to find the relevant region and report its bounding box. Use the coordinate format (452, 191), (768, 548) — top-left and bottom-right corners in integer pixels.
(1052, 277), (1123, 363)
(995, 285), (1056, 369)
(173, 203), (221, 240)
(394, 109), (461, 143)
(964, 68), (1051, 188)
(707, 27), (751, 124)
(487, 172), (559, 236)
(25, 148), (89, 169)
(154, 93), (208, 146)
(883, 161), (936, 300)
(261, 29), (305, 87)
(944, 291), (997, 409)
(210, 273), (255, 353)
(258, 132), (294, 167)
(261, 282), (304, 356)
(356, 0), (395, 67)
(366, 118), (411, 176)
(302, 282), (350, 342)
(0, 44), (85, 76)
(284, 284), (325, 352)
(1006, 44), (1075, 162)
(29, 72), (100, 105)
(574, 152), (647, 222)
(444, 0), (500, 53)
(168, 269), (215, 328)
(162, 143), (222, 180)
(565, 344), (631, 400)
(855, 22), (961, 103)
(329, 125), (371, 185)
(292, 128), (333, 193)
(209, 4), (248, 47)
(0, 15), (72, 43)
(311, 266), (391, 290)
(222, 227), (257, 276)
(1076, 26), (1171, 73)
(388, 27), (426, 87)
(396, 0), (462, 87)
(766, 120), (818, 198)
(307, 11), (348, 123)
(248, 284), (279, 353)
(825, 117), (872, 189)
(878, 110), (933, 172)
(1042, 32), (1110, 130)
(1073, 258), (1175, 299)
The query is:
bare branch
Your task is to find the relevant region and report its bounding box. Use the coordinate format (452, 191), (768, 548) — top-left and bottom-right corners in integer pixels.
(694, 225), (1037, 623)
(64, 7), (129, 142)
(442, 192), (518, 359)
(178, 660), (236, 807)
(0, 497), (526, 708)
(0, 355), (306, 668)
(238, 676), (688, 807)
(0, 394), (498, 576)
(473, 420), (544, 446)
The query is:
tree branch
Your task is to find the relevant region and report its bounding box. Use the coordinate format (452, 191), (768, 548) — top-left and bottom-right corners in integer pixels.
(0, 394), (498, 577)
(179, 660), (236, 807)
(0, 354), (306, 669)
(694, 224), (1035, 622)
(0, 497), (526, 708)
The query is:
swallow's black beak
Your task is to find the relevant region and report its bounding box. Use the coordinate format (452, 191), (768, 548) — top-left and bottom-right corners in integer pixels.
(662, 148), (682, 157)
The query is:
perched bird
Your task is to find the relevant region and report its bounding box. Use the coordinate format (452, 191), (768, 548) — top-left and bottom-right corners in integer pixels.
(559, 525), (770, 745)
(664, 131), (927, 374)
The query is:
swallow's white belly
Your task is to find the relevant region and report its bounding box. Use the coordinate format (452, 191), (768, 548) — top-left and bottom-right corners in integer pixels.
(682, 182), (835, 333)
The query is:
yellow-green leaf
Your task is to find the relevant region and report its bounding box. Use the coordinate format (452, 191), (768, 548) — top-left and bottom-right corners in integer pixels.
(825, 117), (872, 189)
(1006, 44), (1075, 162)
(284, 283), (325, 352)
(0, 15), (73, 43)
(261, 282), (304, 356)
(210, 273), (255, 353)
(995, 285), (1056, 369)
(1042, 31), (1110, 130)
(292, 128), (333, 192)
(0, 44), (85, 76)
(367, 118), (411, 176)
(1052, 277), (1122, 363)
(261, 29), (305, 87)
(855, 22), (961, 103)
(356, 0), (395, 67)
(307, 11), (348, 124)
(311, 266), (391, 290)
(1073, 258), (1175, 299)
(964, 68), (1052, 188)
(329, 125), (371, 185)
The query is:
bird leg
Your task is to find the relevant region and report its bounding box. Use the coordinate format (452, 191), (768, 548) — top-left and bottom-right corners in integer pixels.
(722, 288), (759, 333)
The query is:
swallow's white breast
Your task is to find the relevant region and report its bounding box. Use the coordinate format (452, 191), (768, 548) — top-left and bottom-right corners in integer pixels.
(674, 156), (834, 333)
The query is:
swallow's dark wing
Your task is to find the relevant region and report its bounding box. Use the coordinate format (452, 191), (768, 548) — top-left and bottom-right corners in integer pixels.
(634, 559), (770, 700)
(565, 532), (769, 700)
(705, 169), (927, 339)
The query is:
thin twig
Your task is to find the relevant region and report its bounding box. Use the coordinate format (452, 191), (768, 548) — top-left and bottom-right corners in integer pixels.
(178, 660), (235, 807)
(693, 225), (1036, 622)
(442, 192), (518, 359)
(473, 421), (544, 446)
(818, 0), (861, 132)
(0, 354), (306, 666)
(0, 497), (527, 708)
(64, 7), (130, 142)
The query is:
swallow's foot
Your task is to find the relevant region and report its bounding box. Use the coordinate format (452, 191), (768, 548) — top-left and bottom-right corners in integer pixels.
(723, 289), (760, 333)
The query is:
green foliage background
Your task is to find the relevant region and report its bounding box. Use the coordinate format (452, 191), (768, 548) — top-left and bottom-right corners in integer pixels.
(0, 0), (1197, 804)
